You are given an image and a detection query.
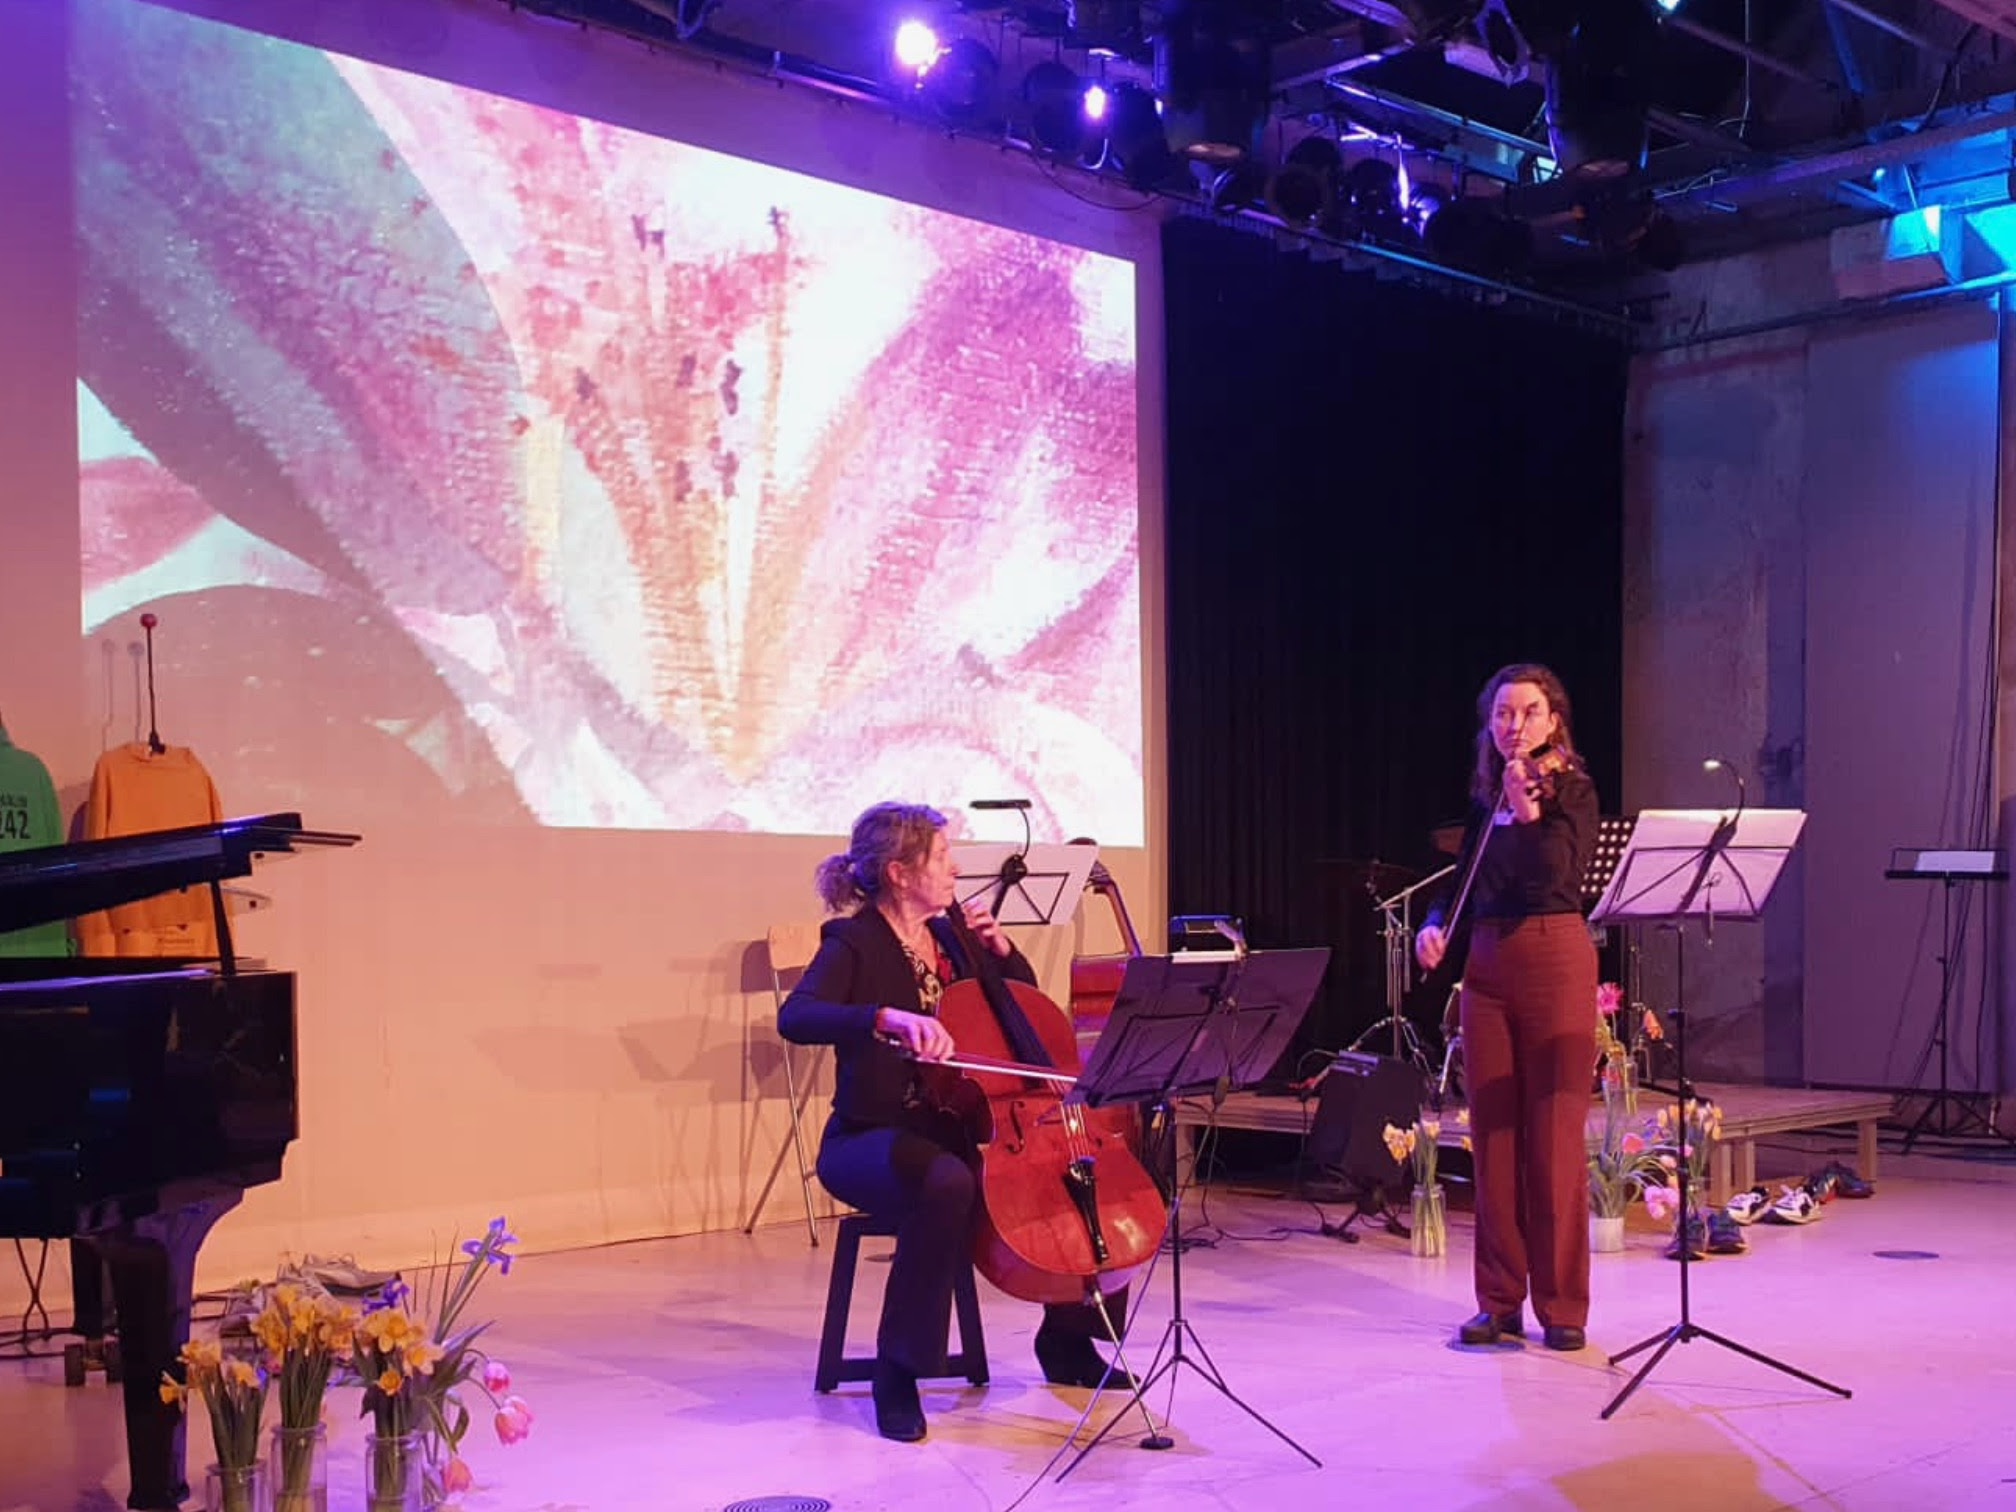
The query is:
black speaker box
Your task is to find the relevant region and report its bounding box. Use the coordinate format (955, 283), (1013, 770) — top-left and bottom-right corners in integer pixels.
(1305, 1054), (1429, 1199)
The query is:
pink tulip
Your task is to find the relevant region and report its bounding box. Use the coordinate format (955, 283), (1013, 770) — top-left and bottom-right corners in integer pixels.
(441, 1458), (474, 1495)
(495, 1396), (535, 1446)
(481, 1359), (511, 1394)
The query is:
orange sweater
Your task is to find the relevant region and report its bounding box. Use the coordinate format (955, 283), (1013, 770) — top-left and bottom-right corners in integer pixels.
(76, 743), (224, 957)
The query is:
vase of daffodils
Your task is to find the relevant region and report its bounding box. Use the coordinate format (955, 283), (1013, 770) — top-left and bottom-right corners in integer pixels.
(160, 1338), (270, 1512)
(1385, 1114), (1446, 1257)
(253, 1284), (355, 1512)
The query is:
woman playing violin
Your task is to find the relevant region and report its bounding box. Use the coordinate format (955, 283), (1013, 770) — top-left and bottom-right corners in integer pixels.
(1414, 664), (1599, 1353)
(779, 801), (1129, 1442)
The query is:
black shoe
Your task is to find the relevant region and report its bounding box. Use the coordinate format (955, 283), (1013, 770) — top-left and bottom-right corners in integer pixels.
(1542, 1325), (1586, 1352)
(871, 1360), (926, 1442)
(1457, 1311), (1524, 1346)
(1035, 1333), (1138, 1391)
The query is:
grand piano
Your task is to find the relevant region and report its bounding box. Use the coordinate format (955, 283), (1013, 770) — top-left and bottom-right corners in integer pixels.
(0, 813), (358, 1509)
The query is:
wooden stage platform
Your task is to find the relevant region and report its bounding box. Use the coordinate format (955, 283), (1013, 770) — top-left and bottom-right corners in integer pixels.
(1174, 1081), (1894, 1204)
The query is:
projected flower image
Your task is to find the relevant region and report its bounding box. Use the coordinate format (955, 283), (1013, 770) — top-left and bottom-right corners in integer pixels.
(72, 0), (1143, 841)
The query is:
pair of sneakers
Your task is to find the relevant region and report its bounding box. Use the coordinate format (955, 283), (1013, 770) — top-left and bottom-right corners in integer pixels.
(1762, 1184), (1822, 1224)
(1809, 1161), (1875, 1200)
(1665, 1209), (1748, 1258)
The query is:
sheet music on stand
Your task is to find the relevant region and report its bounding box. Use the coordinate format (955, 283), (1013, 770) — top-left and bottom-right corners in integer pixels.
(949, 842), (1099, 927)
(1584, 816), (1636, 905)
(1074, 949), (1330, 1109)
(1590, 809), (1805, 926)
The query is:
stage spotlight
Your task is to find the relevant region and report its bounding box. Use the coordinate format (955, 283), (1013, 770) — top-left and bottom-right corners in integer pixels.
(1266, 135), (1341, 226)
(1023, 60), (1092, 156)
(922, 36), (1000, 123)
(1473, 0), (1535, 82)
(892, 18), (941, 74)
(1342, 156), (1407, 236)
(1395, 0), (1486, 42)
(1103, 81), (1176, 189)
(1496, 0), (1580, 56)
(1084, 83), (1110, 123)
(1585, 193), (1684, 269)
(1206, 160), (1268, 214)
(1154, 1), (1271, 164)
(1543, 3), (1657, 177)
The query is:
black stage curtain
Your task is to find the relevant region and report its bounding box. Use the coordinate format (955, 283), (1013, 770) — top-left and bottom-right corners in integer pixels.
(1162, 217), (1627, 1076)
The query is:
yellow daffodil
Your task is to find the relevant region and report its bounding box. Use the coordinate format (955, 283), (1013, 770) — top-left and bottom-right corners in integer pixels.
(404, 1340), (444, 1376)
(377, 1367), (404, 1396)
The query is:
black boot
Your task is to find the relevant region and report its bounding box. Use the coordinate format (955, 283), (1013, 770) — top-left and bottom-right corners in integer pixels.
(1035, 1328), (1138, 1391)
(871, 1359), (926, 1442)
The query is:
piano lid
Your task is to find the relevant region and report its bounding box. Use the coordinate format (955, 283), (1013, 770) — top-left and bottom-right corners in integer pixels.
(0, 812), (360, 936)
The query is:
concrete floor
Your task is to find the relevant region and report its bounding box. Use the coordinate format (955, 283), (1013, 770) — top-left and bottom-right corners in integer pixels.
(3, 1135), (2013, 1512)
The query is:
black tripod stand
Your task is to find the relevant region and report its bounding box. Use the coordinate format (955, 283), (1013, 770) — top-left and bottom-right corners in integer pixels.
(1056, 934), (1327, 1476)
(1886, 852), (2010, 1152)
(1590, 806), (1851, 1420)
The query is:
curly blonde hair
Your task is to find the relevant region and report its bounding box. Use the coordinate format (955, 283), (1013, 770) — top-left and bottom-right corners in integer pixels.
(814, 802), (948, 912)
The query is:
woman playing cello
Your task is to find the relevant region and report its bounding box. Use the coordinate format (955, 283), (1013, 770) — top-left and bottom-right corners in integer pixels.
(779, 801), (1133, 1442)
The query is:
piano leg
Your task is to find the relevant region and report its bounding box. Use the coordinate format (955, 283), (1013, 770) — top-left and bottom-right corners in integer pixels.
(72, 1235), (112, 1335)
(97, 1194), (243, 1511)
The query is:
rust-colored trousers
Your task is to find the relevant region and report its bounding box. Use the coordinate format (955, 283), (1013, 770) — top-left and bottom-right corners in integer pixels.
(1461, 914), (1597, 1329)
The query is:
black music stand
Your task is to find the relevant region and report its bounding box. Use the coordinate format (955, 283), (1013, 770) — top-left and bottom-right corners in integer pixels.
(1589, 808), (1851, 1419)
(1057, 941), (1329, 1476)
(949, 842), (1097, 927)
(1884, 847), (2011, 1151)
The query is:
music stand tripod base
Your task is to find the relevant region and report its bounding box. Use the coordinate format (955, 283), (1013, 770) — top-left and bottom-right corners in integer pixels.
(1591, 808), (1851, 1419)
(1055, 946), (1329, 1476)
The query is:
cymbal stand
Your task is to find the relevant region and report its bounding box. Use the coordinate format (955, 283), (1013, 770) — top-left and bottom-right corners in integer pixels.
(1352, 865), (1453, 1075)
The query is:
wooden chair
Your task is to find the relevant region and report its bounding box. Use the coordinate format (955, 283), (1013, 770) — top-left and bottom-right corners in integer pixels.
(743, 921), (826, 1245)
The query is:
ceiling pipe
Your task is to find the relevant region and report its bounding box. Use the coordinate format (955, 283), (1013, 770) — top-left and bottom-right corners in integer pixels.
(1822, 0), (1945, 54)
(1648, 266), (2016, 351)
(1323, 75), (1552, 160)
(1663, 15), (1839, 92)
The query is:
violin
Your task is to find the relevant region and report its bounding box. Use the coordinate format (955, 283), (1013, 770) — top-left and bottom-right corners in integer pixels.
(903, 902), (1166, 1307)
(1512, 744), (1574, 807)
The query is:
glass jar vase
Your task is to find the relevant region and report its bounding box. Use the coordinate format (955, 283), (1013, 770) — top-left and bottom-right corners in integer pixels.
(269, 1423), (327, 1512)
(1410, 1182), (1447, 1257)
(205, 1461), (268, 1512)
(363, 1431), (422, 1512)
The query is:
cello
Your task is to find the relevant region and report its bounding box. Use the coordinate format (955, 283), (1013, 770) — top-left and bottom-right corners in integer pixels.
(910, 902), (1166, 1307)
(1069, 853), (1144, 1042)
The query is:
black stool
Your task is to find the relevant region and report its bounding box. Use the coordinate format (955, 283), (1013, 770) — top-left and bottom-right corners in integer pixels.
(814, 1212), (988, 1392)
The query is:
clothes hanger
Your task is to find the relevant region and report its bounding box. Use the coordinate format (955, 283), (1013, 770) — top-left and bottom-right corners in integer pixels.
(141, 613), (166, 755)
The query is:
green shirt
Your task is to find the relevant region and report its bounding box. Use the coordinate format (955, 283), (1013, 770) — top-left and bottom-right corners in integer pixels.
(0, 717), (75, 956)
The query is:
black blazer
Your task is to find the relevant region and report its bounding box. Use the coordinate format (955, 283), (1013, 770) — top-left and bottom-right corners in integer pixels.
(777, 907), (1037, 1130)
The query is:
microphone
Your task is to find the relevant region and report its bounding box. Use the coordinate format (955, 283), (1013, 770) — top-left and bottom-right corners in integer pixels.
(969, 798), (1032, 810)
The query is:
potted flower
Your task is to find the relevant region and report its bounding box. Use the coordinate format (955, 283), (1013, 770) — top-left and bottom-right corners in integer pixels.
(1586, 1098), (1664, 1251)
(159, 1337), (269, 1512)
